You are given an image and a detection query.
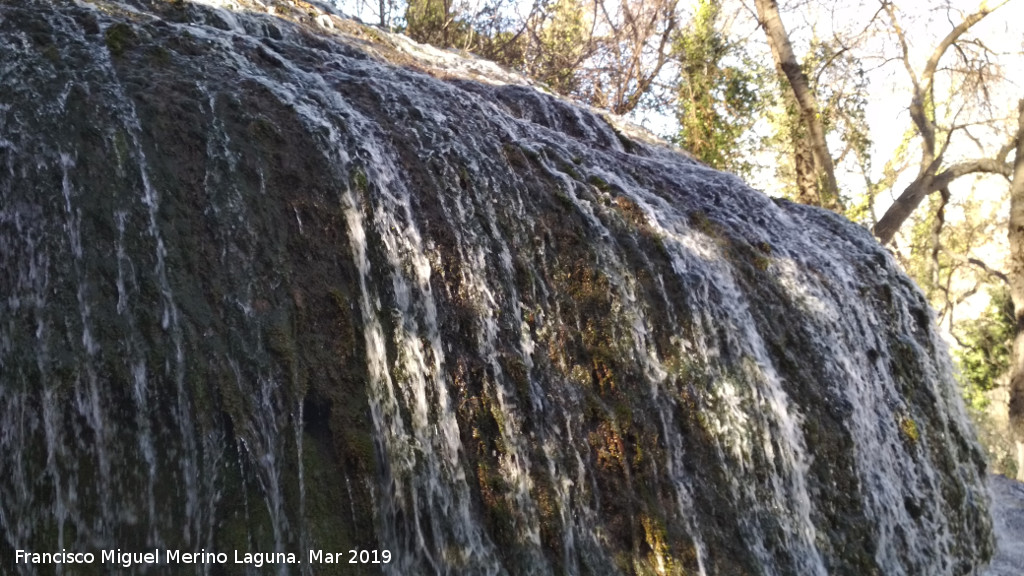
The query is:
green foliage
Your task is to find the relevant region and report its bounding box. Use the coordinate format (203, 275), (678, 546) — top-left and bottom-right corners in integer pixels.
(802, 38), (871, 162)
(672, 0), (763, 175)
(763, 35), (869, 208)
(405, 0), (480, 48)
(901, 194), (942, 300)
(475, 29), (527, 69)
(955, 287), (1014, 410)
(844, 126), (916, 227)
(523, 0), (590, 95)
(402, 0), (591, 98)
(898, 189), (1005, 325)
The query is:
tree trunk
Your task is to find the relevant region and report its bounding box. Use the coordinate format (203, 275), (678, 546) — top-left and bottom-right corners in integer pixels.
(1007, 99), (1024, 480)
(754, 0), (840, 211)
(873, 175), (933, 245)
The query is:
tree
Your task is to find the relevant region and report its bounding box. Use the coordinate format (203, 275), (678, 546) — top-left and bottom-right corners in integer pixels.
(521, 0), (596, 95)
(396, 0), (678, 116)
(674, 0), (763, 174)
(405, 0), (461, 46)
(871, 0), (1014, 245)
(581, 0), (680, 115)
(403, 0), (528, 53)
(956, 285), (1014, 409)
(1007, 99), (1024, 480)
(753, 0), (842, 210)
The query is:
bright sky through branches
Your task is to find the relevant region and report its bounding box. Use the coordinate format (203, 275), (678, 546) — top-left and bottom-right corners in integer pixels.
(328, 0), (1022, 215)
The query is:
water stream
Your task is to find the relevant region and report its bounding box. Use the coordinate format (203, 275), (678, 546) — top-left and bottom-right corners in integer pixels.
(0, 1), (993, 574)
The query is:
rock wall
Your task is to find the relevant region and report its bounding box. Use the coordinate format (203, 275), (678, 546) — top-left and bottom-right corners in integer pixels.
(0, 1), (992, 574)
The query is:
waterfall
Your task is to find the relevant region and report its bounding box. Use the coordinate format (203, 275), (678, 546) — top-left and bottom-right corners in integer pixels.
(0, 1), (992, 574)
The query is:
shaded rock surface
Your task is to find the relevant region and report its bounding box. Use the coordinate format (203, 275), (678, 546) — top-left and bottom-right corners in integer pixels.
(0, 1), (993, 574)
(983, 474), (1024, 575)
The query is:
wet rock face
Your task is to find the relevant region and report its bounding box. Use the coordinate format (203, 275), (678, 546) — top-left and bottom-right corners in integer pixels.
(0, 1), (993, 575)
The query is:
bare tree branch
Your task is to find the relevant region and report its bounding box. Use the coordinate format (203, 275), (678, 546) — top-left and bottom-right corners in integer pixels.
(872, 0), (1012, 244)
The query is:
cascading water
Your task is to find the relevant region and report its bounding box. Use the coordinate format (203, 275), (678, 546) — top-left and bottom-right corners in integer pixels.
(0, 1), (994, 574)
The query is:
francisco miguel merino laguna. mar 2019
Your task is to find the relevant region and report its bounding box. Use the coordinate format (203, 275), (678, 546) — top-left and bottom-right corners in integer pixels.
(13, 548), (393, 567)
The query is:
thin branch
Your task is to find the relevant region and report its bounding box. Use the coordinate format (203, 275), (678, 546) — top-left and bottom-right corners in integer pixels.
(941, 249), (1011, 284)
(921, 0), (1011, 96)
